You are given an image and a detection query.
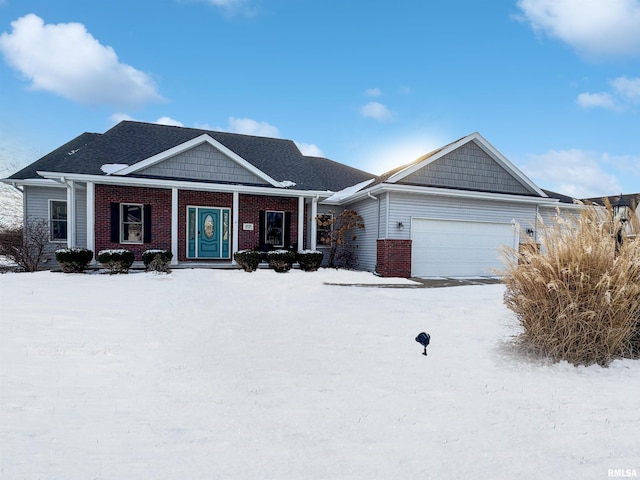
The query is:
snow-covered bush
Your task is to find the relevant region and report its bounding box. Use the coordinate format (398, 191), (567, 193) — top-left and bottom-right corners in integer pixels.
(501, 203), (640, 366)
(234, 250), (262, 272)
(296, 250), (323, 272)
(98, 249), (135, 274)
(142, 249), (172, 273)
(55, 248), (94, 273)
(267, 249), (295, 273)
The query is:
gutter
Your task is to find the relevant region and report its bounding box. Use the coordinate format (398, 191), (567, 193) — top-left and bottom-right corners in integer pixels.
(34, 171), (335, 200)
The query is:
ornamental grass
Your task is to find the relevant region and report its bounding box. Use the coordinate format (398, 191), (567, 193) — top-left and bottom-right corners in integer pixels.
(501, 202), (640, 366)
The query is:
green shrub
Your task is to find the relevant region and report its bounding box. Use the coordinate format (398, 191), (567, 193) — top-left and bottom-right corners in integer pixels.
(98, 249), (135, 274)
(142, 249), (173, 272)
(55, 248), (94, 273)
(501, 203), (640, 366)
(234, 250), (262, 272)
(267, 249), (296, 273)
(296, 250), (323, 272)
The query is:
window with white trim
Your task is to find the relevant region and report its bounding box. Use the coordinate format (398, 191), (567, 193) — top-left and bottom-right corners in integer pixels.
(121, 203), (143, 243)
(49, 200), (67, 242)
(265, 211), (284, 247)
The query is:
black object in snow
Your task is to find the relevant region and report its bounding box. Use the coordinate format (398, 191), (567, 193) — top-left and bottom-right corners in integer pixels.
(415, 332), (430, 356)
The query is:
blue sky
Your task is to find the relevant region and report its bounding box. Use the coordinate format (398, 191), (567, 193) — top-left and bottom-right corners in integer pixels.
(0, 0), (638, 198)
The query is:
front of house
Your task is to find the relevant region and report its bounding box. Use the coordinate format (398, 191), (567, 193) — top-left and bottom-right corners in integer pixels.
(4, 121), (581, 277)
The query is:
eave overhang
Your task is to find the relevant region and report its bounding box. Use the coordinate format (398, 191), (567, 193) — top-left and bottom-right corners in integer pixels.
(34, 171), (334, 199)
(331, 182), (583, 209)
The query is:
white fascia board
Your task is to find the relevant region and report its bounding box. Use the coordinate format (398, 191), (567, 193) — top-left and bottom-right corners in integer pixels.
(112, 134), (283, 188)
(35, 171), (334, 199)
(341, 182), (565, 207)
(1, 177), (65, 188)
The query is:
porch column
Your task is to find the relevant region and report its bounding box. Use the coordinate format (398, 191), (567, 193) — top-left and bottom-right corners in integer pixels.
(86, 182), (95, 261)
(297, 196), (304, 251)
(232, 191), (239, 264)
(310, 196), (318, 250)
(171, 188), (178, 265)
(66, 180), (76, 248)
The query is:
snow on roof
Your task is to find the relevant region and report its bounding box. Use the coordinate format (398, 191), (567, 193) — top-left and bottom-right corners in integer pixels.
(324, 178), (375, 202)
(100, 164), (129, 175)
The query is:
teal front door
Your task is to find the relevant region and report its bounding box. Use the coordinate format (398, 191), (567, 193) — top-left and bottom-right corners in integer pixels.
(187, 207), (231, 259)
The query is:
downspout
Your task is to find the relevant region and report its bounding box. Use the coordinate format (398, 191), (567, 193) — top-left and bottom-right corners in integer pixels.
(368, 192), (381, 276)
(367, 192), (380, 239)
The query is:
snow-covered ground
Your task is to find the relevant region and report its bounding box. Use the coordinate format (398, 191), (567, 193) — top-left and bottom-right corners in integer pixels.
(1, 269), (638, 479)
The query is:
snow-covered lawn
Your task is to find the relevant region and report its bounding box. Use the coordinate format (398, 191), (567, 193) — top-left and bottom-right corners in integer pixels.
(1, 269), (638, 479)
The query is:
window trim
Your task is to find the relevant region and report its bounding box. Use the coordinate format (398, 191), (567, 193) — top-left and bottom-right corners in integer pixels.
(264, 210), (285, 248)
(49, 199), (68, 243)
(120, 203), (144, 244)
(316, 213), (333, 247)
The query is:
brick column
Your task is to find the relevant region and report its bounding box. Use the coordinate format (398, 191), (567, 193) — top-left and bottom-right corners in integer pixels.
(376, 239), (412, 278)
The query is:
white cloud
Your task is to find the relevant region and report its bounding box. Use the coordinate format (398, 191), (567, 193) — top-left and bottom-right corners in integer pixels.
(576, 92), (619, 110)
(0, 14), (164, 108)
(577, 76), (640, 110)
(517, 0), (640, 58)
(155, 116), (184, 127)
(186, 0), (257, 16)
(521, 149), (623, 197)
(295, 142), (324, 157)
(225, 117), (280, 137)
(360, 101), (394, 122)
(610, 76), (640, 102)
(110, 112), (136, 124)
(365, 88), (382, 97)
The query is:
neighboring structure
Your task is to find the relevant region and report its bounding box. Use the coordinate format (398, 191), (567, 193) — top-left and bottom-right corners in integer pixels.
(4, 121), (580, 277)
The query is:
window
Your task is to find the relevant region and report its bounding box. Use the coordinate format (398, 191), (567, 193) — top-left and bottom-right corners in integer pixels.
(121, 203), (143, 243)
(316, 213), (333, 246)
(265, 211), (284, 247)
(49, 200), (67, 242)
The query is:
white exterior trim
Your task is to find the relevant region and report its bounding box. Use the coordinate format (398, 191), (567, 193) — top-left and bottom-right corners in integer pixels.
(344, 182), (566, 207)
(66, 181), (76, 248)
(297, 196), (304, 251)
(35, 171), (332, 199)
(171, 188), (179, 265)
(112, 134), (284, 188)
(232, 192), (239, 264)
(86, 182), (95, 260)
(310, 197), (318, 250)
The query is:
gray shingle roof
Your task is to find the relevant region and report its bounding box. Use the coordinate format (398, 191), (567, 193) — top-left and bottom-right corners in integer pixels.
(8, 121), (374, 192)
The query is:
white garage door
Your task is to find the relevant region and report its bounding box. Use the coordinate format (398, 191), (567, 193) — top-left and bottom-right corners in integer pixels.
(411, 218), (516, 277)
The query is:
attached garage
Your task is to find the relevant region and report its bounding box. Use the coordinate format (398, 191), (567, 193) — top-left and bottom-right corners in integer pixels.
(411, 218), (517, 277)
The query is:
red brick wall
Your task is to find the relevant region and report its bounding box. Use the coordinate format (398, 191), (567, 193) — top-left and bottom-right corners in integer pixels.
(178, 191), (233, 261)
(238, 194), (300, 251)
(95, 184), (172, 260)
(95, 186), (308, 261)
(376, 239), (412, 278)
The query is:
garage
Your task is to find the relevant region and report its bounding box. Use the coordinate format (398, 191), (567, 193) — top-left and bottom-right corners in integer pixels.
(411, 218), (517, 277)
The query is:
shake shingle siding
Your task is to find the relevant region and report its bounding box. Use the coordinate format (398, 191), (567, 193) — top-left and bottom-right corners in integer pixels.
(137, 143), (268, 184)
(400, 141), (531, 195)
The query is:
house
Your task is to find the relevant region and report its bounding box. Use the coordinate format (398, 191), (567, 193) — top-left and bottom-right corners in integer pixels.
(3, 121), (578, 277)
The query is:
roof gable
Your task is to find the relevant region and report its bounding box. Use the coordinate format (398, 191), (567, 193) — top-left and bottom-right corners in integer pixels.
(383, 133), (546, 197)
(114, 134), (278, 186)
